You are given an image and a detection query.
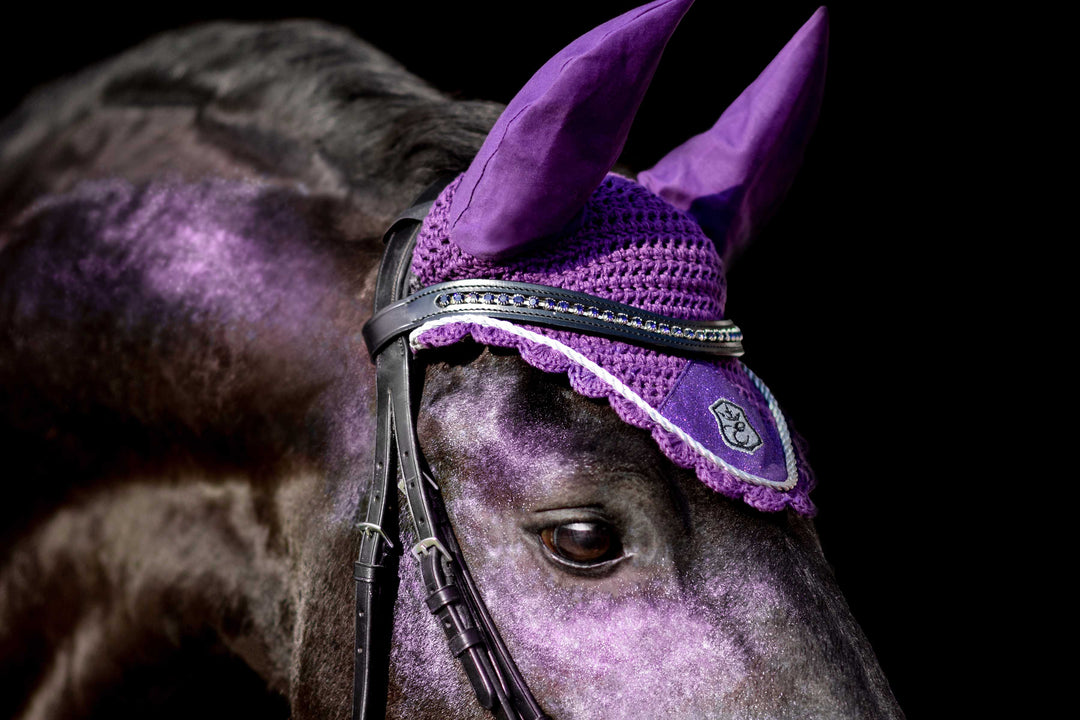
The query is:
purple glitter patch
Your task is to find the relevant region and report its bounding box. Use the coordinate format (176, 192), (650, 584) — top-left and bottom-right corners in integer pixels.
(658, 360), (790, 487)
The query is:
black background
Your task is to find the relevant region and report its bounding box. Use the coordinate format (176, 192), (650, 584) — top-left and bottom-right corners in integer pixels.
(2, 2), (990, 716)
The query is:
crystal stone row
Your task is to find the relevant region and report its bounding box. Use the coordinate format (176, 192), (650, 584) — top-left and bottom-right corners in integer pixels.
(434, 291), (743, 344)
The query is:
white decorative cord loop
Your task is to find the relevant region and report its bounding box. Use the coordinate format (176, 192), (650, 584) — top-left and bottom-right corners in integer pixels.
(409, 315), (798, 491)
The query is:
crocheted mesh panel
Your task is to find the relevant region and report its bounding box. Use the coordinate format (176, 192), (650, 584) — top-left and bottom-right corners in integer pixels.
(412, 174), (724, 408)
(414, 175), (726, 317)
(411, 174), (815, 515)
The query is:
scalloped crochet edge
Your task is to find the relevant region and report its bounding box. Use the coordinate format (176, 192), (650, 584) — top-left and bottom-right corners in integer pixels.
(411, 316), (816, 516)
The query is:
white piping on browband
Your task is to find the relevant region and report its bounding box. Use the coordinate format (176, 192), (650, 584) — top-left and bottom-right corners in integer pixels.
(408, 315), (799, 491)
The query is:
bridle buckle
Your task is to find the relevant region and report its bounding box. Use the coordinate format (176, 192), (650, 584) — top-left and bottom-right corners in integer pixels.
(411, 536), (451, 561)
(357, 521), (395, 549)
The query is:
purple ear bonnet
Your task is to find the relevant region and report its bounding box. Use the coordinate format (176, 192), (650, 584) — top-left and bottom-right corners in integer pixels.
(411, 1), (828, 515)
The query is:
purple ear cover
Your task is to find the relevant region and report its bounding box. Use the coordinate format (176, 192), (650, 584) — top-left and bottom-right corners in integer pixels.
(448, 0), (695, 260)
(638, 7), (829, 262)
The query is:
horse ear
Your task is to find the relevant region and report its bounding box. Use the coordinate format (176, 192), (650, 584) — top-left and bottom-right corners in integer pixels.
(638, 7), (829, 263)
(449, 0), (695, 260)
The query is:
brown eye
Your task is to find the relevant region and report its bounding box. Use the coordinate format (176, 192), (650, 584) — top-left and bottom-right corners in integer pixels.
(540, 521), (622, 566)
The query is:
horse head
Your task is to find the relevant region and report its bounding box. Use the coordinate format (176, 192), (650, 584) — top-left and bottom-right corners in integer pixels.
(0, 2), (904, 718)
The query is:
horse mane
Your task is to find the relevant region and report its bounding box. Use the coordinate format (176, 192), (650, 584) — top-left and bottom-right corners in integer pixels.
(0, 20), (503, 552)
(0, 19), (503, 223)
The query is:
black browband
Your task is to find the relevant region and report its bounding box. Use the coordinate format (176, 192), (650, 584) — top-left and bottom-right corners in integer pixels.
(353, 180), (744, 720)
(364, 282), (745, 359)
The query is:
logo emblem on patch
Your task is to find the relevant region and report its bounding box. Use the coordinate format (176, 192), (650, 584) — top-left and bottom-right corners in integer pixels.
(709, 399), (763, 454)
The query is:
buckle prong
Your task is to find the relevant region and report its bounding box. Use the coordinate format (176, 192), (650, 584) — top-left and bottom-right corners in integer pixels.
(357, 521), (395, 549)
(411, 537), (451, 561)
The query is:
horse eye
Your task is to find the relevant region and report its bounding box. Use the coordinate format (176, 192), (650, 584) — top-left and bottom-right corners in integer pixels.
(540, 521), (623, 567)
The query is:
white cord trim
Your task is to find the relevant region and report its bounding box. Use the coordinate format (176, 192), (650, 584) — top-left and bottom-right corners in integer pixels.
(409, 315), (799, 491)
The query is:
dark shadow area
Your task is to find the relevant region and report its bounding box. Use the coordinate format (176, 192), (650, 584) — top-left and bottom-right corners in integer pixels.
(87, 639), (290, 720)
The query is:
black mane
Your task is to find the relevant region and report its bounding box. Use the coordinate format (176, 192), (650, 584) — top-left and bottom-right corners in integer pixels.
(0, 20), (502, 222)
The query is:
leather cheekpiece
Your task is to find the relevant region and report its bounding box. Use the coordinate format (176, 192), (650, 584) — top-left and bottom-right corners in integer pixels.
(354, 178), (550, 720)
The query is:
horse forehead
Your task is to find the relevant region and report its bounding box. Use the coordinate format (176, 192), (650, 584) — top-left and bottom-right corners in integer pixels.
(417, 350), (665, 491)
(414, 350), (814, 560)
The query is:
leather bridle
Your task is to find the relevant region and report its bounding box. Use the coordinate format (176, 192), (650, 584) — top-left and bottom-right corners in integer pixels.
(353, 180), (745, 720)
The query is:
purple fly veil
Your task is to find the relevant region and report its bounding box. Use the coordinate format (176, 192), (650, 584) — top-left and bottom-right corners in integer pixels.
(411, 3), (831, 515)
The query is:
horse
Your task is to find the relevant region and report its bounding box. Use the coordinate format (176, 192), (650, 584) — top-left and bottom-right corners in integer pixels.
(0, 1), (906, 717)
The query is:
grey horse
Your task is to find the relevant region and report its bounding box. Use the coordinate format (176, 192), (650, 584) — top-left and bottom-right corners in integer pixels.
(0, 4), (905, 719)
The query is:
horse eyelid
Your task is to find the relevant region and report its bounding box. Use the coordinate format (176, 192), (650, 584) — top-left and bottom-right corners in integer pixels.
(535, 521), (631, 575)
(537, 541), (634, 574)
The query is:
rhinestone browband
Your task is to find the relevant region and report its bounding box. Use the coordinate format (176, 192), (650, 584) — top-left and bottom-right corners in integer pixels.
(434, 289), (743, 343)
(363, 279), (745, 358)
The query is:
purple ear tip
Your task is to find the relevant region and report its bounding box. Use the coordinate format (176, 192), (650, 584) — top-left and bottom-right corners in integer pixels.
(802, 6), (830, 49)
(638, 5), (830, 259)
(449, 0), (695, 261)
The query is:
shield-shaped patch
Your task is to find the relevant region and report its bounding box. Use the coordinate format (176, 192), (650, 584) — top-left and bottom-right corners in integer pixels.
(710, 399), (763, 454)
